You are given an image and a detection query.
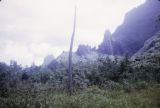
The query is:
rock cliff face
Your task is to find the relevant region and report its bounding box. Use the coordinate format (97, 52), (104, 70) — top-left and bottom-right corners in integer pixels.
(132, 31), (160, 70)
(133, 31), (160, 59)
(98, 0), (160, 56)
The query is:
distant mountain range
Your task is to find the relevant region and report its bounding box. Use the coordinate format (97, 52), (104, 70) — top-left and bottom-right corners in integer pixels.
(43, 0), (160, 66)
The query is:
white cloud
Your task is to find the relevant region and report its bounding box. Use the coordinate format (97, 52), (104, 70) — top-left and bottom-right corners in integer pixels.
(0, 40), (63, 66)
(0, 40), (33, 66)
(28, 43), (62, 65)
(0, 0), (145, 65)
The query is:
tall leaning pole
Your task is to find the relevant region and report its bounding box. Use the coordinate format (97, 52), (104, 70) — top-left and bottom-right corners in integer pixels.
(68, 6), (77, 95)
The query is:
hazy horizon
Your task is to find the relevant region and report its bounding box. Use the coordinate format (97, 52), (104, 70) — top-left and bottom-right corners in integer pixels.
(0, 0), (145, 66)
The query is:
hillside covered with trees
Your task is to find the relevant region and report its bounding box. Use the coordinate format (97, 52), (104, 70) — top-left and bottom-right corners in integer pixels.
(0, 31), (160, 107)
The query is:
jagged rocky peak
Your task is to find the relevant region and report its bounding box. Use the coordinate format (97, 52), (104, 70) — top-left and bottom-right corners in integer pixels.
(103, 30), (112, 41)
(43, 54), (55, 66)
(76, 44), (96, 56)
(98, 30), (113, 55)
(98, 0), (160, 56)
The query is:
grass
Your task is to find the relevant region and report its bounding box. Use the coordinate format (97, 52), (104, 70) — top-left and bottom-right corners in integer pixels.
(0, 85), (160, 108)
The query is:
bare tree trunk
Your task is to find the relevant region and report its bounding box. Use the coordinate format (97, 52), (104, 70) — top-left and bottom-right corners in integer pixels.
(68, 6), (76, 95)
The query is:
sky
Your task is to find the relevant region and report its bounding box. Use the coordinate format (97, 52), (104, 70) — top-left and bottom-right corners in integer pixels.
(0, 0), (145, 66)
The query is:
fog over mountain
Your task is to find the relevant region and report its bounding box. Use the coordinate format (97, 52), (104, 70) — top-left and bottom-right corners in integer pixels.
(0, 1), (160, 107)
(42, 55), (55, 67)
(43, 0), (160, 66)
(0, 0), (145, 65)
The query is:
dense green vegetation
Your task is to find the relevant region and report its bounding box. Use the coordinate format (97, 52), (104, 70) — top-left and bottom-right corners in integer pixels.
(0, 52), (160, 108)
(0, 85), (160, 108)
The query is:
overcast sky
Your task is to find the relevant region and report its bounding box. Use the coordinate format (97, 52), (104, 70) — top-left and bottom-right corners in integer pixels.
(0, 0), (145, 66)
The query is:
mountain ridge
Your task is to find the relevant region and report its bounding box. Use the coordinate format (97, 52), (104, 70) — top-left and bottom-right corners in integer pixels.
(98, 0), (160, 56)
